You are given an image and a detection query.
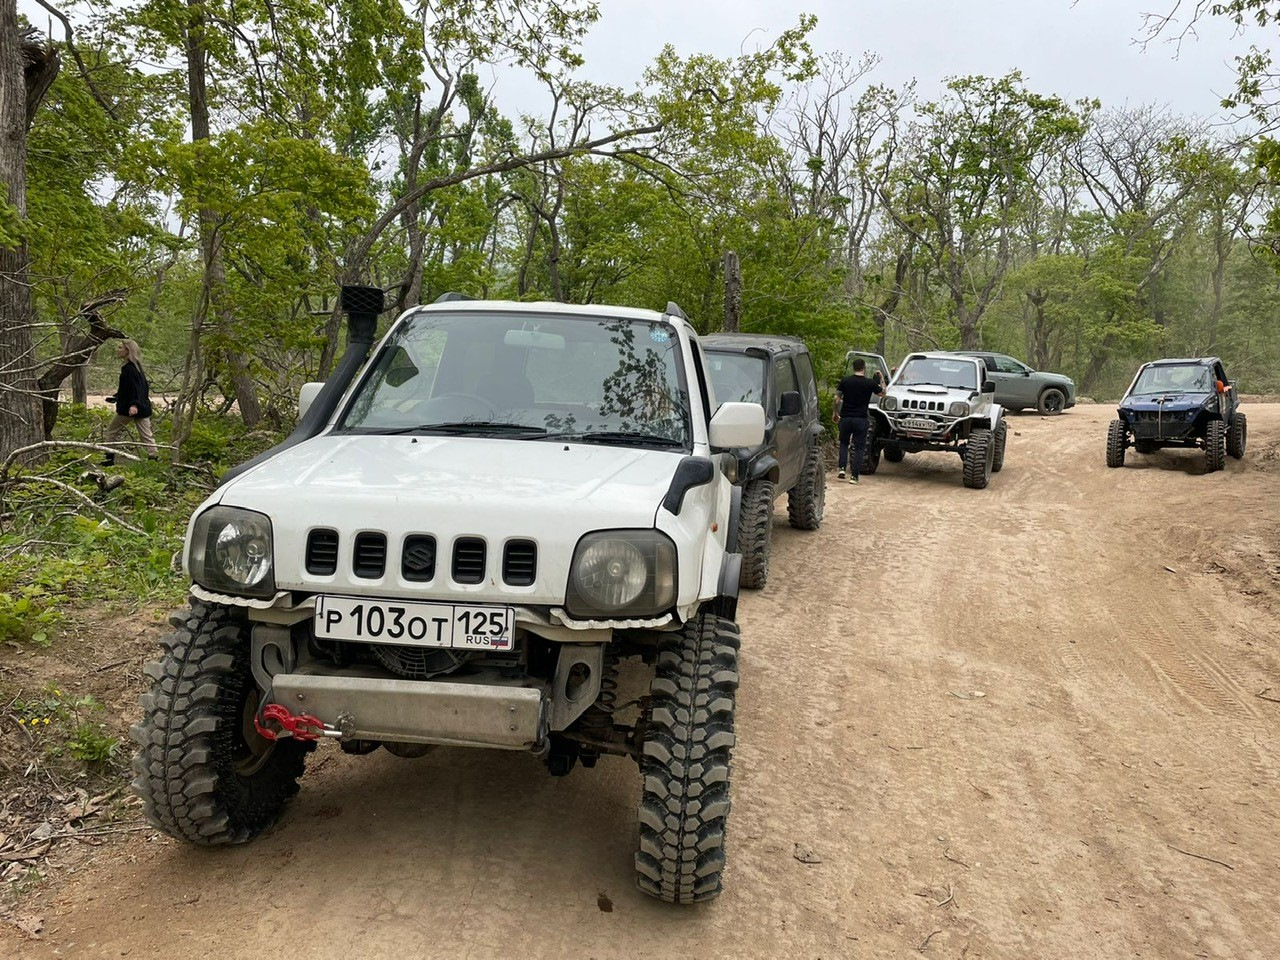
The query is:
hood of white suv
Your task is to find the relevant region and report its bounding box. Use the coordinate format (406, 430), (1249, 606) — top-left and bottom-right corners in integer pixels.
(212, 434), (684, 600)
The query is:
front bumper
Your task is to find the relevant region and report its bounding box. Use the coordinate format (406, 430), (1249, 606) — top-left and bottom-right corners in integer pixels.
(1125, 410), (1198, 442)
(272, 672), (547, 750)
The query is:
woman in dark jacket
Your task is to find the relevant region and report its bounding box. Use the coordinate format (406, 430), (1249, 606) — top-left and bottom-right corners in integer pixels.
(103, 339), (158, 463)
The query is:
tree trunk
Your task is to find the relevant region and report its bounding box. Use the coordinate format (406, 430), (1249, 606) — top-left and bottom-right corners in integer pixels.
(0, 8), (55, 461)
(37, 306), (126, 437)
(723, 251), (741, 333)
(184, 0), (261, 429)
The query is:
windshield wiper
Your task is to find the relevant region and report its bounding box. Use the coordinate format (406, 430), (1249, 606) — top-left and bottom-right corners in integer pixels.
(367, 422), (550, 437)
(537, 430), (684, 448)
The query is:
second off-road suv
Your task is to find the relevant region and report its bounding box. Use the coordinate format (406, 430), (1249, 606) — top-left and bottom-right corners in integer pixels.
(131, 288), (766, 904)
(867, 352), (1008, 489)
(702, 335), (825, 589)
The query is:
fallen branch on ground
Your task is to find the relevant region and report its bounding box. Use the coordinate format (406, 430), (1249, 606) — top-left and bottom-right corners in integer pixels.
(1168, 844), (1234, 870)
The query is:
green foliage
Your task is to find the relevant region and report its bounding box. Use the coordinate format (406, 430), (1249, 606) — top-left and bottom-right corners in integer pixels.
(0, 587), (62, 648)
(13, 686), (121, 767)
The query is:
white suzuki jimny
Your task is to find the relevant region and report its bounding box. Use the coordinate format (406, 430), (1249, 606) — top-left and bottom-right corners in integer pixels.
(132, 288), (764, 904)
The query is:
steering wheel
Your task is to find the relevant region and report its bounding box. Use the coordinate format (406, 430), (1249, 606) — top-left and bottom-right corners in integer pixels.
(409, 393), (496, 421)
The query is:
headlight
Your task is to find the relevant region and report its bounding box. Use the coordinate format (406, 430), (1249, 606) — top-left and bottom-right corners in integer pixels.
(881, 396), (898, 411)
(189, 506), (276, 598)
(948, 401), (971, 417)
(565, 530), (676, 619)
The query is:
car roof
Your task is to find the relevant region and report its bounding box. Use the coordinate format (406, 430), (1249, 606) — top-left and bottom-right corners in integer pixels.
(407, 298), (697, 336)
(1142, 357), (1221, 367)
(702, 333), (808, 355)
(903, 351), (983, 363)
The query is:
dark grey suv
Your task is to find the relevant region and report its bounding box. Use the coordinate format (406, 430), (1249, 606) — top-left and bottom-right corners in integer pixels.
(950, 352), (1075, 415)
(703, 334), (825, 589)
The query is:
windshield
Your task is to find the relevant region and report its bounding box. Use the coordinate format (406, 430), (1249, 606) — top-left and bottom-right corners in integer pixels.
(895, 357), (978, 391)
(705, 353), (765, 407)
(340, 311), (691, 446)
(1130, 364), (1213, 396)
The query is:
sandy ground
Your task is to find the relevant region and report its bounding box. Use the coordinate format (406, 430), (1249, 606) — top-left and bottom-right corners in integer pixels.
(5, 406), (1280, 959)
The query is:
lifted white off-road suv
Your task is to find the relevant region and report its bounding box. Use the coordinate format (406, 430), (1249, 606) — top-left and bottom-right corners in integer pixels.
(132, 288), (764, 904)
(867, 352), (1008, 488)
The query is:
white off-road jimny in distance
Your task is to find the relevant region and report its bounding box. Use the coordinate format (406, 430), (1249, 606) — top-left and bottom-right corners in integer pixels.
(132, 287), (765, 904)
(866, 352), (1008, 488)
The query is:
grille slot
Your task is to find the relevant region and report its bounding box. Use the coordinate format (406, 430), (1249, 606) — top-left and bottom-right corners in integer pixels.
(306, 529), (339, 576)
(401, 535), (436, 582)
(502, 540), (537, 586)
(353, 532), (387, 579)
(452, 538), (486, 584)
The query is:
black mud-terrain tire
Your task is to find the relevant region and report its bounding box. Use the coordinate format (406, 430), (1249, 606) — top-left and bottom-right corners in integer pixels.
(737, 480), (774, 589)
(1227, 411), (1247, 460)
(1038, 388), (1066, 415)
(1205, 419), (1226, 473)
(787, 444), (825, 531)
(131, 602), (311, 845)
(636, 613), (739, 904)
(861, 421), (881, 475)
(992, 419), (1008, 473)
(883, 446), (905, 464)
(962, 427), (994, 489)
(1106, 419), (1127, 468)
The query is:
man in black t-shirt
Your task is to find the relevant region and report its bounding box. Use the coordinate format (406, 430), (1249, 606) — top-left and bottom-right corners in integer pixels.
(833, 359), (883, 484)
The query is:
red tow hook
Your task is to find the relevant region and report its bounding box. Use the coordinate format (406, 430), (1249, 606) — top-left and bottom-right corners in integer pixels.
(254, 703), (339, 742)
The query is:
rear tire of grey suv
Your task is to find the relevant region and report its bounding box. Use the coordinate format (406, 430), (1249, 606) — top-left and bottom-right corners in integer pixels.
(635, 613), (739, 903)
(1038, 388), (1066, 415)
(738, 480), (773, 589)
(787, 446), (825, 531)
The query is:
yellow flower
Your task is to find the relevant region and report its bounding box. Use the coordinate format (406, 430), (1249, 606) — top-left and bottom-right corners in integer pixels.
(17, 718), (25, 725)
(43, 717), (51, 725)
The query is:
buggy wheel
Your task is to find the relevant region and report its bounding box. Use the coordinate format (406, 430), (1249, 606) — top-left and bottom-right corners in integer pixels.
(1227, 411), (1247, 460)
(1106, 419), (1127, 468)
(786, 445), (825, 530)
(131, 602), (312, 845)
(737, 479), (774, 589)
(962, 428), (994, 489)
(1038, 388), (1066, 415)
(635, 613), (739, 903)
(992, 419), (1008, 473)
(1205, 419), (1226, 472)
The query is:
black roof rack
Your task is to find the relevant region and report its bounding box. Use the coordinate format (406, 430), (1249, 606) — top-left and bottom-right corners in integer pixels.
(434, 292), (474, 303)
(665, 301), (688, 320)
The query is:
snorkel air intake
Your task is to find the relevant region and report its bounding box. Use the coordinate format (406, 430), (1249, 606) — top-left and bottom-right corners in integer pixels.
(217, 284), (385, 487)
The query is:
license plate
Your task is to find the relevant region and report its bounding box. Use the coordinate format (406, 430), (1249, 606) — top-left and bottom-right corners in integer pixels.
(901, 417), (936, 433)
(314, 595), (515, 651)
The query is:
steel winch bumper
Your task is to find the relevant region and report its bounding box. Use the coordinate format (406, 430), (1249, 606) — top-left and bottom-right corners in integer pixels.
(270, 673), (547, 750)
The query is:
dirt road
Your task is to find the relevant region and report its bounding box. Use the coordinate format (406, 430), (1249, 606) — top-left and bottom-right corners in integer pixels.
(8, 406), (1280, 959)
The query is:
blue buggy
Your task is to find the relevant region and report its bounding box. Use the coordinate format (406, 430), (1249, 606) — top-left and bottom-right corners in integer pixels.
(1106, 358), (1246, 472)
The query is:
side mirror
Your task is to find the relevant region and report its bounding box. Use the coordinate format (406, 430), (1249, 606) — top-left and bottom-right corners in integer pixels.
(1021, 369), (1032, 377)
(709, 401), (765, 449)
(298, 382), (324, 419)
(778, 390), (802, 417)
(982, 380), (996, 394)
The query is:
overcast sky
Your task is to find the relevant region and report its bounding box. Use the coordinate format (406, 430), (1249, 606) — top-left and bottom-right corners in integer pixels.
(489, 0), (1267, 123)
(17, 0), (1269, 124)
